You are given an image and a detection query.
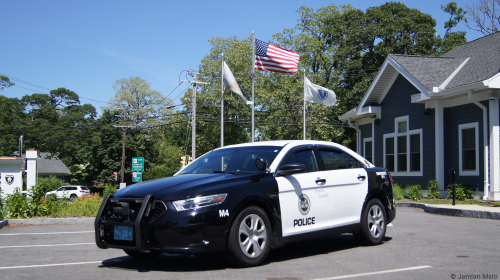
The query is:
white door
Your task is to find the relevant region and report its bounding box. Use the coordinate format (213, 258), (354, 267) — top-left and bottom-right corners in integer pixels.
(276, 149), (331, 237)
(317, 148), (368, 227)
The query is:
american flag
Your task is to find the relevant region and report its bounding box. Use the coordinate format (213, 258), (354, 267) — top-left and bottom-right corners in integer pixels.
(254, 39), (300, 74)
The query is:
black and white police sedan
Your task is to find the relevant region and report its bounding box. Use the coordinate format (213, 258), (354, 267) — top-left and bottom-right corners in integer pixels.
(95, 140), (396, 267)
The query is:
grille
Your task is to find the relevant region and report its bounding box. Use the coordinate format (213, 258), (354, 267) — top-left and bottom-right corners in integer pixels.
(107, 200), (167, 223)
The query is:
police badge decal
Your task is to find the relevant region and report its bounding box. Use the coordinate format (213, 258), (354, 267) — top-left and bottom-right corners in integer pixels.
(5, 175), (14, 185)
(298, 194), (311, 215)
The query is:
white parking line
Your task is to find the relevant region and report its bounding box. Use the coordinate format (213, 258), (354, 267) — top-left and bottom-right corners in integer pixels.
(311, 265), (432, 280)
(0, 261), (102, 270)
(0, 243), (94, 249)
(0, 231), (94, 236)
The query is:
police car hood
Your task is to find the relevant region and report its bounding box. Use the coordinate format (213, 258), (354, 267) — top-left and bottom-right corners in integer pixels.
(113, 173), (254, 201)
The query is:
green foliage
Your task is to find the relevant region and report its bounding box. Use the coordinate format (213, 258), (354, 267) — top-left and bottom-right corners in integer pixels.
(427, 179), (441, 199)
(406, 185), (424, 201)
(4, 189), (30, 218)
(0, 75), (14, 91)
(41, 194), (103, 218)
(103, 183), (117, 196)
(446, 182), (474, 201)
(393, 183), (405, 200)
(441, 2), (467, 36)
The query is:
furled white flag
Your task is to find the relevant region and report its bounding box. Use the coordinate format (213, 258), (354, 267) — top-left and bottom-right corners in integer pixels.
(223, 61), (251, 105)
(304, 76), (337, 106)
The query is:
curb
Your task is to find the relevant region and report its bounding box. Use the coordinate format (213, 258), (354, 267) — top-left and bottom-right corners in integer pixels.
(1, 217), (95, 227)
(396, 202), (500, 220)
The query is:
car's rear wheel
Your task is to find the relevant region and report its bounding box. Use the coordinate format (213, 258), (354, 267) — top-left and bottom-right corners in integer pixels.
(70, 194), (77, 202)
(353, 198), (387, 246)
(123, 250), (162, 259)
(225, 206), (271, 267)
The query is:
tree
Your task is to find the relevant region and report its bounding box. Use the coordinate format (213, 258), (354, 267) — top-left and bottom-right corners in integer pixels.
(0, 76), (14, 91)
(441, 2), (468, 53)
(103, 77), (175, 129)
(465, 0), (499, 35)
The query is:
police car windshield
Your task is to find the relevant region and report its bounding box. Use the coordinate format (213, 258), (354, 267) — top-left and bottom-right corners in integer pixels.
(179, 146), (283, 175)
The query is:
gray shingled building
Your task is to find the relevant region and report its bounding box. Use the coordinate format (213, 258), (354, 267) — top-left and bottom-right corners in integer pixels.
(340, 32), (500, 201)
(35, 152), (71, 183)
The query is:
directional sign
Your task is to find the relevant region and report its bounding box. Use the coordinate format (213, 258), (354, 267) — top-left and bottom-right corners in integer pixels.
(132, 157), (144, 172)
(132, 172), (142, 182)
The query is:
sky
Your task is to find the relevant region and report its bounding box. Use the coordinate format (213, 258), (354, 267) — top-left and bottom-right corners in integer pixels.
(1, 0), (484, 115)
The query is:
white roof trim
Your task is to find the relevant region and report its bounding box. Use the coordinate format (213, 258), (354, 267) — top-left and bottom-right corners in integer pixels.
(356, 56), (431, 114)
(484, 72), (500, 88)
(433, 57), (470, 93)
(377, 71), (399, 104)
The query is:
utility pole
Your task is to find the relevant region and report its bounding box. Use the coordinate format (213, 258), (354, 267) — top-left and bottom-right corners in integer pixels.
(114, 106), (134, 184)
(180, 71), (208, 160)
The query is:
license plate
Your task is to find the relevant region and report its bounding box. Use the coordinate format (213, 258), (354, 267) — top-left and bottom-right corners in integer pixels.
(114, 226), (133, 241)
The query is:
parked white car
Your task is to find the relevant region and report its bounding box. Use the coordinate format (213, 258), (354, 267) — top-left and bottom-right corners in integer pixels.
(45, 185), (90, 202)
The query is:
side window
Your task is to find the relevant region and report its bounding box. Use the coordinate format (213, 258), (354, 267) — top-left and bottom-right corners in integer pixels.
(319, 149), (347, 170)
(284, 150), (318, 173)
(343, 152), (361, 169)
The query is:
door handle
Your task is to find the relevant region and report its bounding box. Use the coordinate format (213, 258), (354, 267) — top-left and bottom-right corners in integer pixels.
(357, 175), (366, 181)
(315, 178), (326, 184)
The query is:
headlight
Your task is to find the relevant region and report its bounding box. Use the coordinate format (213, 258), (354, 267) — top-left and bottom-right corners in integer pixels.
(172, 193), (228, 211)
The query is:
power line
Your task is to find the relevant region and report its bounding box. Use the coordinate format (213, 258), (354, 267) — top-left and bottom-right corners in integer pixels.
(0, 120), (189, 147)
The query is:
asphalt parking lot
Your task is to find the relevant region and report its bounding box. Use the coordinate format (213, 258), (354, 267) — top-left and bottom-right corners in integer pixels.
(0, 207), (499, 280)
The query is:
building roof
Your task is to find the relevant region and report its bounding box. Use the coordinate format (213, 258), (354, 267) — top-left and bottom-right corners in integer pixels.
(389, 55), (467, 91)
(37, 153), (70, 174)
(340, 32), (500, 121)
(441, 32), (500, 89)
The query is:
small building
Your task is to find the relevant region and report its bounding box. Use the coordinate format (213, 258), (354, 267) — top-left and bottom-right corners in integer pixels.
(340, 32), (500, 201)
(0, 157), (24, 198)
(37, 152), (71, 183)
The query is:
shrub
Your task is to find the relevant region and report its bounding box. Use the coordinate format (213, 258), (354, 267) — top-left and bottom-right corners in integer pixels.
(103, 183), (117, 196)
(446, 182), (474, 201)
(46, 194), (103, 218)
(4, 188), (30, 218)
(406, 184), (423, 201)
(393, 183), (405, 200)
(427, 179), (441, 199)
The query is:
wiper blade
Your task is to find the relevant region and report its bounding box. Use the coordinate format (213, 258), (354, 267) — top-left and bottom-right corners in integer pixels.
(212, 171), (239, 174)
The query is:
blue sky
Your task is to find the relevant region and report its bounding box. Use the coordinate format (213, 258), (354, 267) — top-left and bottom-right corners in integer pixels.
(1, 0), (483, 115)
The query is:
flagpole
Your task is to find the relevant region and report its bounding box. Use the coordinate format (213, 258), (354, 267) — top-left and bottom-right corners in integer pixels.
(221, 52), (224, 148)
(251, 31), (255, 142)
(303, 69), (306, 140)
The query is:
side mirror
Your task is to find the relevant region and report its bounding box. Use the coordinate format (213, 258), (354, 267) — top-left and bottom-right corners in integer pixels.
(277, 163), (307, 176)
(255, 158), (268, 171)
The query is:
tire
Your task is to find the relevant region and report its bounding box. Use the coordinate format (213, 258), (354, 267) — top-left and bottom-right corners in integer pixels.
(353, 198), (387, 246)
(225, 206), (272, 267)
(123, 249), (162, 259)
(70, 195), (77, 202)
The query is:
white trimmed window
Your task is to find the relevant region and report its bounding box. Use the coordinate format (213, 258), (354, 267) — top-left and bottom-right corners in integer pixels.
(363, 138), (373, 163)
(383, 116), (423, 176)
(458, 122), (479, 176)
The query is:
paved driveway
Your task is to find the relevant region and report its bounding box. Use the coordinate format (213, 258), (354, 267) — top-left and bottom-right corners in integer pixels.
(0, 208), (499, 280)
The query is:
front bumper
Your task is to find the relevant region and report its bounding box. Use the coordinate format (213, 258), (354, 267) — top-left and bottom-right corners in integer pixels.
(95, 194), (231, 254)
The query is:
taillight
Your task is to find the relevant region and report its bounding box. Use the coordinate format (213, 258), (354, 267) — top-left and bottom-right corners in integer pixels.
(80, 190), (85, 192)
(388, 172), (393, 185)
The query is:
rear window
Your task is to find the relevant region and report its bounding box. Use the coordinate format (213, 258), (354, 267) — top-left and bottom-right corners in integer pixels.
(81, 187), (89, 190)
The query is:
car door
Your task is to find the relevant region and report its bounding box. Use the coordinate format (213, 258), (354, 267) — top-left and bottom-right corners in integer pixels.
(316, 146), (368, 227)
(55, 187), (66, 199)
(276, 147), (331, 237)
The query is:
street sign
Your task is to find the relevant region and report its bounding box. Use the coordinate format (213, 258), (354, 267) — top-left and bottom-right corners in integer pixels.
(132, 157), (144, 171)
(132, 172), (142, 182)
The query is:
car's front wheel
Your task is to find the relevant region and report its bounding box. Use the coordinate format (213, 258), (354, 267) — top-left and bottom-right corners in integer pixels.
(123, 250), (162, 259)
(353, 198), (387, 246)
(225, 206), (271, 267)
(70, 194), (77, 202)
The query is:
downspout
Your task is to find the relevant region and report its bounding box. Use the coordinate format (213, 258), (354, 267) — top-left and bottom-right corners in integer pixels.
(348, 118), (361, 154)
(468, 90), (490, 200)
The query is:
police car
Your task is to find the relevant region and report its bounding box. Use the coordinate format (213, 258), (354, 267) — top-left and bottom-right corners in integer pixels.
(95, 140), (396, 267)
